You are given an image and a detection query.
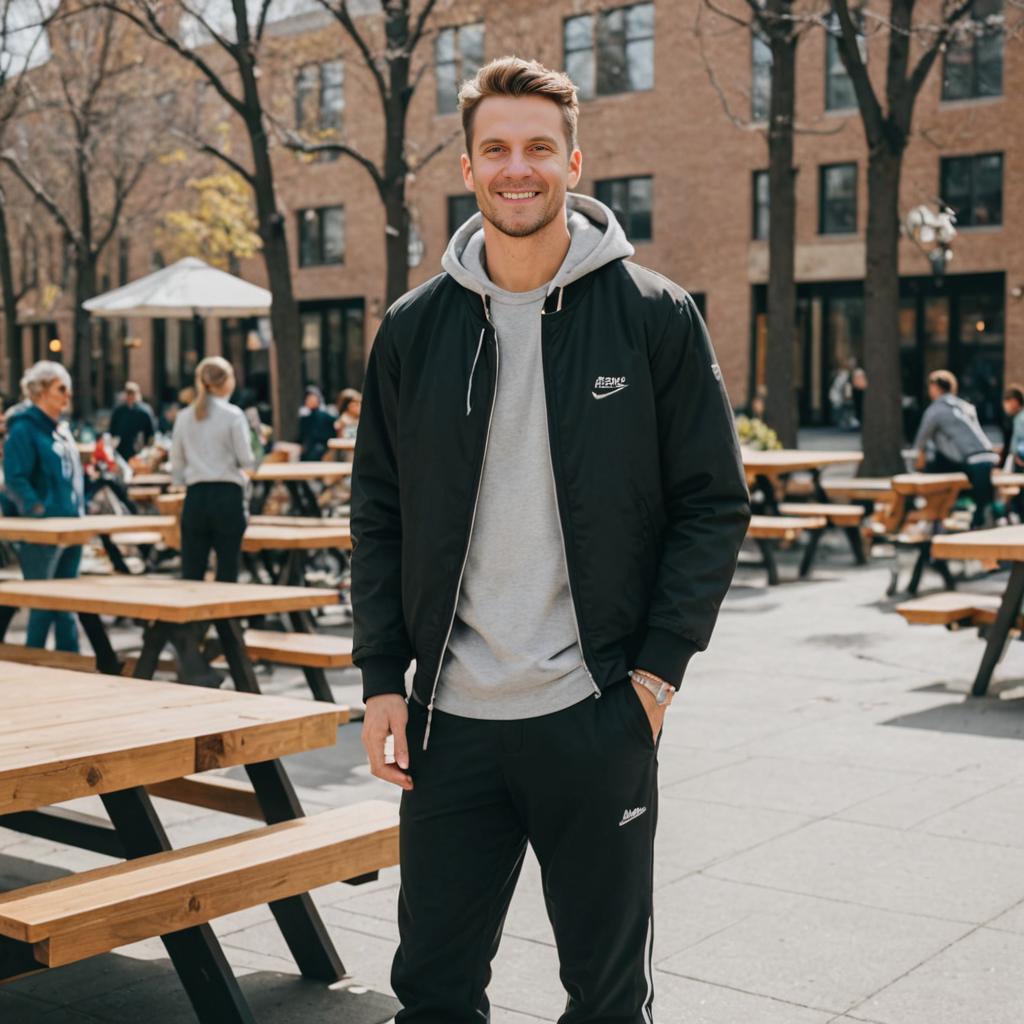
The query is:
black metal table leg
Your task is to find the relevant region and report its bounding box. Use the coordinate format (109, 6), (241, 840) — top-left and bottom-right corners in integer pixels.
(0, 603), (15, 641)
(799, 530), (822, 579)
(100, 787), (256, 1024)
(754, 539), (780, 586)
(99, 534), (133, 575)
(214, 617), (262, 694)
(244, 760), (346, 981)
(78, 613), (123, 675)
(972, 562), (1024, 696)
(811, 468), (828, 504)
(287, 609), (335, 703)
(844, 525), (867, 565)
(134, 623), (172, 679)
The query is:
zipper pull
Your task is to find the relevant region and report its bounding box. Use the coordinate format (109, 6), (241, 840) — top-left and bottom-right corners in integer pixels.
(422, 703), (435, 751)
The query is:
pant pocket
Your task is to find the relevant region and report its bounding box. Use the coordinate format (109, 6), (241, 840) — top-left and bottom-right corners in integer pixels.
(620, 679), (656, 750)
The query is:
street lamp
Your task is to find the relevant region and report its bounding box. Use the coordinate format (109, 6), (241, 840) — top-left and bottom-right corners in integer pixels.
(904, 203), (957, 281)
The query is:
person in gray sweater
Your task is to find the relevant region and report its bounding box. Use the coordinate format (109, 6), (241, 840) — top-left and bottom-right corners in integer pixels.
(913, 369), (997, 527)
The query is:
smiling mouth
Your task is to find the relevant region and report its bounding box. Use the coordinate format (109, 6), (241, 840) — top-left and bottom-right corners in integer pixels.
(497, 191), (540, 201)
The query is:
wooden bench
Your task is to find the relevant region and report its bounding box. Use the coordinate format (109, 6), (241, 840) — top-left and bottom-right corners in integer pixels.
(777, 502), (865, 527)
(0, 801), (399, 972)
(250, 515), (349, 529)
(745, 515), (827, 585)
(0, 642), (175, 677)
(896, 593), (1020, 631)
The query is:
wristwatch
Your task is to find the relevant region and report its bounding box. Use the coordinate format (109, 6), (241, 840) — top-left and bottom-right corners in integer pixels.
(628, 669), (676, 706)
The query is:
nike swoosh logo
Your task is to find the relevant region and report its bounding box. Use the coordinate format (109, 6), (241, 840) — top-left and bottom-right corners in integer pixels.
(592, 385), (629, 400)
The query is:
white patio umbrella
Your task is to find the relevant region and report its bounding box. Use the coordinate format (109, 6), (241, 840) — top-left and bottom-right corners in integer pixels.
(82, 257), (272, 319)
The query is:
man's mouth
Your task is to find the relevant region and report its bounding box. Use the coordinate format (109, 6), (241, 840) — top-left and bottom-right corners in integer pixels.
(497, 190), (540, 202)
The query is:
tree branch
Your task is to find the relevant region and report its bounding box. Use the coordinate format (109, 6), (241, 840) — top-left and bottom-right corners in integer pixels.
(317, 0), (388, 101)
(409, 126), (460, 173)
(0, 152), (80, 247)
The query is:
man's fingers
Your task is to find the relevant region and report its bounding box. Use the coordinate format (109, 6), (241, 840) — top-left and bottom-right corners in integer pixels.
(392, 719), (410, 770)
(373, 763), (414, 789)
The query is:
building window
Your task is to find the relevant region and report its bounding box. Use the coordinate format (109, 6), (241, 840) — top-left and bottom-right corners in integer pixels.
(940, 153), (1002, 227)
(752, 170), (769, 240)
(319, 60), (344, 130)
(298, 206), (345, 267)
(295, 61), (344, 160)
(819, 163), (857, 234)
(436, 23), (484, 115)
(595, 176), (652, 242)
(751, 32), (772, 121)
(447, 194), (478, 236)
(564, 2), (654, 102)
(943, 0), (1003, 100)
(295, 64), (318, 131)
(825, 12), (864, 111)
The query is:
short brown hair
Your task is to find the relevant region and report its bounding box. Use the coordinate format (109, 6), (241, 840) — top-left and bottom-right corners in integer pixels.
(929, 370), (958, 395)
(1005, 384), (1024, 406)
(458, 56), (579, 152)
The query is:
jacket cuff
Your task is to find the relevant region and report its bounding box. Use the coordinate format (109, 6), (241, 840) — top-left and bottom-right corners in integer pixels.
(359, 655), (410, 702)
(636, 627), (700, 689)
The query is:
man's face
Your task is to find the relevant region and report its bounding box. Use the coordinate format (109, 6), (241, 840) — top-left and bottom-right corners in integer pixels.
(460, 95), (582, 239)
(305, 394), (320, 410)
(928, 383), (942, 402)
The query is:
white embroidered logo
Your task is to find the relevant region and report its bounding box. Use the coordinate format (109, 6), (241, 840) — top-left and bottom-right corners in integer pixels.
(593, 375), (628, 400)
(619, 806), (647, 827)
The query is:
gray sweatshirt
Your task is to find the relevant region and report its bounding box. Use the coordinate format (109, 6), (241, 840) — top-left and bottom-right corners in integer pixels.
(171, 396), (255, 488)
(913, 393), (995, 465)
(434, 194), (634, 720)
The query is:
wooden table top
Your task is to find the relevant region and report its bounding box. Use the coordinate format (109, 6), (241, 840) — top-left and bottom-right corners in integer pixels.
(891, 472), (969, 495)
(993, 472), (1024, 488)
(931, 525), (1024, 562)
(130, 473), (173, 487)
(250, 462), (352, 482)
(0, 664), (345, 814)
(0, 576), (339, 622)
(0, 515), (176, 545)
(242, 524), (352, 552)
(327, 437), (356, 451)
(742, 449), (864, 474)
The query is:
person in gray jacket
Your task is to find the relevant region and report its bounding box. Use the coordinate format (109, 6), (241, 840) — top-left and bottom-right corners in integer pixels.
(913, 370), (997, 527)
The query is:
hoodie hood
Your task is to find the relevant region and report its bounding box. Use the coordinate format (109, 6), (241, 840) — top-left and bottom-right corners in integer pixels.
(442, 192), (634, 302)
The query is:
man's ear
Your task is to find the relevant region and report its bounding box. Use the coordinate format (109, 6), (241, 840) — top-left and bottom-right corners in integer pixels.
(567, 147), (583, 189)
(460, 152), (474, 190)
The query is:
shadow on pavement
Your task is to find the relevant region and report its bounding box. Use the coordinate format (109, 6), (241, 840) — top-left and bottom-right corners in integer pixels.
(883, 691), (1024, 741)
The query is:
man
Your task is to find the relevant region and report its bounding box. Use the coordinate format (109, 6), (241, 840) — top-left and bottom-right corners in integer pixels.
(297, 385), (335, 460)
(999, 384), (1024, 468)
(351, 58), (750, 1023)
(913, 370), (997, 528)
(108, 381), (156, 462)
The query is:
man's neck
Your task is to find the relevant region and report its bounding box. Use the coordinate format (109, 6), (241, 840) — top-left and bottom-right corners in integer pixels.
(481, 210), (570, 293)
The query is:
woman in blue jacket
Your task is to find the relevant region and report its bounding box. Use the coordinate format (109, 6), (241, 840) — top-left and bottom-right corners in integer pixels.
(2, 360), (84, 651)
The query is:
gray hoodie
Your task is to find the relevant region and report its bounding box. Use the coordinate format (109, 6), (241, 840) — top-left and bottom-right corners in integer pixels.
(433, 193), (634, 720)
(913, 393), (995, 466)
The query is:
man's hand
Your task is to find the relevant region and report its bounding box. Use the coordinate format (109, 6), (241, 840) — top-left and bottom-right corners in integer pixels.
(631, 678), (667, 742)
(362, 694), (413, 791)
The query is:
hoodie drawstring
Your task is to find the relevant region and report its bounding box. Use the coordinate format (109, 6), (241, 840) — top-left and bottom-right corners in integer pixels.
(556, 286), (564, 312)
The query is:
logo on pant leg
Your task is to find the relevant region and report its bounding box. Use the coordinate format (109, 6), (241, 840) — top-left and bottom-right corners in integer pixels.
(619, 806), (647, 826)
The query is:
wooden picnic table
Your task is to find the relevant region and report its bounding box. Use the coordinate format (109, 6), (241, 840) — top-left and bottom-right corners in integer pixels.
(129, 472), (173, 488)
(242, 524), (352, 587)
(741, 449), (863, 478)
(250, 461), (352, 519)
(0, 576), (338, 686)
(931, 525), (1024, 695)
(0, 664), (352, 1020)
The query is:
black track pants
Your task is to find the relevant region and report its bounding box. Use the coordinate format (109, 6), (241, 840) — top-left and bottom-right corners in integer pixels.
(392, 679), (660, 1024)
(181, 481), (246, 582)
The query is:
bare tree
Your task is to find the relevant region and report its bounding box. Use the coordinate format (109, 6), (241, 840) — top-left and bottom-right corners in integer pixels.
(0, 0), (51, 395)
(829, 0), (992, 474)
(698, 0), (832, 448)
(2, 5), (168, 415)
(100, 0), (307, 441)
(284, 0), (457, 307)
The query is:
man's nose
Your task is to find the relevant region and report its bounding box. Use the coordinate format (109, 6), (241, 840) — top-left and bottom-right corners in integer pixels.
(503, 148), (532, 177)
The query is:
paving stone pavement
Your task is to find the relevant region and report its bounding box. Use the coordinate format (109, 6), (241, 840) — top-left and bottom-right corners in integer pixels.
(3, 531), (1024, 1022)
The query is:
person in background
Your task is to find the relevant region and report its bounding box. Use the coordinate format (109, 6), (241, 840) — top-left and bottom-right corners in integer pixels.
(913, 369), (998, 528)
(851, 366), (868, 427)
(171, 356), (254, 583)
(2, 361), (84, 651)
(998, 385), (1024, 468)
(298, 385), (335, 460)
(335, 387), (362, 439)
(108, 381), (156, 462)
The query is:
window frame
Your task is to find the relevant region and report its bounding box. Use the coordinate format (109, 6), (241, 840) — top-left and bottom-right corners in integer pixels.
(939, 152), (1003, 228)
(435, 21), (485, 115)
(941, 0), (1004, 102)
(297, 205), (346, 268)
(818, 162), (858, 235)
(824, 11), (864, 112)
(594, 175), (653, 243)
(563, 1), (655, 102)
(751, 31), (772, 122)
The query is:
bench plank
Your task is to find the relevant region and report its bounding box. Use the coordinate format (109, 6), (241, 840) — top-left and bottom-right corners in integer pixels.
(777, 502), (865, 527)
(0, 802), (399, 966)
(244, 630), (353, 669)
(146, 775), (264, 820)
(748, 515), (827, 541)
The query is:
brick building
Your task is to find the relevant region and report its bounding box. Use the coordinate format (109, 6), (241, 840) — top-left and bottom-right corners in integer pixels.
(4, 0), (1019, 431)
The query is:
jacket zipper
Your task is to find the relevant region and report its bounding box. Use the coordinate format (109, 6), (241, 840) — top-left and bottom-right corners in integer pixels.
(422, 314), (500, 750)
(540, 311), (601, 699)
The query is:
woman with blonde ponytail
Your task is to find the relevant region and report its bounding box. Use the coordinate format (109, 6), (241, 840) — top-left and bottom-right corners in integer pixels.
(170, 355), (254, 583)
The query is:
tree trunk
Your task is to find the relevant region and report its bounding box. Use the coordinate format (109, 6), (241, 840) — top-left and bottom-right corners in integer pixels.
(860, 146), (906, 476)
(73, 251), (95, 419)
(382, 10), (412, 308)
(383, 183), (409, 309)
(0, 197), (21, 396)
(246, 119), (302, 443)
(764, 6), (799, 448)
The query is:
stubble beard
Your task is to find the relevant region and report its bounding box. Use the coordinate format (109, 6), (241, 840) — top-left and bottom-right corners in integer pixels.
(477, 187), (564, 239)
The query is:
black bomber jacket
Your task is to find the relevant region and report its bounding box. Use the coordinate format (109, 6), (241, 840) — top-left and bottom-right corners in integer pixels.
(350, 257), (751, 708)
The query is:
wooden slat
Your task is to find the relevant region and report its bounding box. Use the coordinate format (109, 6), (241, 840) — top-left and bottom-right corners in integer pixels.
(0, 802), (399, 965)
(824, 477), (894, 502)
(0, 644), (96, 674)
(896, 593), (999, 625)
(250, 462), (352, 482)
(932, 524), (1024, 562)
(146, 775), (264, 820)
(0, 577), (339, 623)
(777, 502), (865, 526)
(890, 473), (970, 496)
(742, 449), (863, 475)
(244, 630), (353, 669)
(0, 515), (175, 546)
(242, 525), (351, 552)
(250, 515), (349, 529)
(747, 515), (827, 540)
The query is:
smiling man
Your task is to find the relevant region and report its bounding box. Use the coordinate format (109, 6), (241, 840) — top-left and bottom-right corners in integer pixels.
(351, 57), (750, 1023)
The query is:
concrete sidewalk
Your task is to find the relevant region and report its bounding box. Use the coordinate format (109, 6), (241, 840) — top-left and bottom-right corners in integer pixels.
(2, 536), (1024, 1022)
